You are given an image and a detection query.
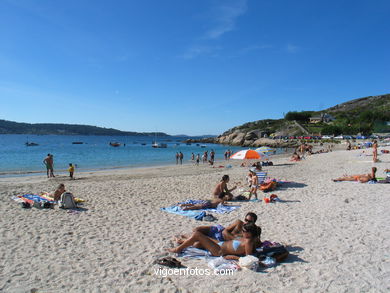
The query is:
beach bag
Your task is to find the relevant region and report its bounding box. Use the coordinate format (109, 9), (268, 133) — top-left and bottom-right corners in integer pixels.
(256, 246), (289, 262)
(238, 255), (259, 271)
(59, 192), (77, 209)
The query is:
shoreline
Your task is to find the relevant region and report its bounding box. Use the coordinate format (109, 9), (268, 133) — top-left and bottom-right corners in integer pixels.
(1, 145), (389, 292)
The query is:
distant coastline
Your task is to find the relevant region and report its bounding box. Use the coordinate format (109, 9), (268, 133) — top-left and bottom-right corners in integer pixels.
(0, 119), (170, 136)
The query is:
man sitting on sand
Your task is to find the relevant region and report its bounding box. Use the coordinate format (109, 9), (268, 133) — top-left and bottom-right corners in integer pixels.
(169, 222), (260, 260)
(213, 175), (237, 200)
(332, 167), (377, 183)
(179, 192), (228, 210)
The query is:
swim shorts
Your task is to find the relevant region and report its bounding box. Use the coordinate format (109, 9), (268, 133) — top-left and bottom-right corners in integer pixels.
(208, 224), (225, 241)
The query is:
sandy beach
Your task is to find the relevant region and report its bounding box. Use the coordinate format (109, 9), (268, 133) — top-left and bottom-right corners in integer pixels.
(1, 145), (389, 293)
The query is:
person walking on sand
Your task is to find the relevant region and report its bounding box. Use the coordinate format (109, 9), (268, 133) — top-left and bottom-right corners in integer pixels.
(373, 140), (378, 163)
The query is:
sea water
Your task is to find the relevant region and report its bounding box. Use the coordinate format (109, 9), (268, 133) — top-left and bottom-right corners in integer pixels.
(0, 134), (287, 176)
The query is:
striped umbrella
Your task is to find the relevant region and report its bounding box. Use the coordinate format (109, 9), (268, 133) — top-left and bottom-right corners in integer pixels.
(256, 146), (274, 154)
(230, 149), (261, 160)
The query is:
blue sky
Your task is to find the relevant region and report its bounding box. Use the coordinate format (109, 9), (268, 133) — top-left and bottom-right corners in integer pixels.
(0, 0), (389, 135)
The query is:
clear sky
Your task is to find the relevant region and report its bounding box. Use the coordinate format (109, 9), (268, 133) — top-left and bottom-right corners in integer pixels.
(0, 0), (389, 135)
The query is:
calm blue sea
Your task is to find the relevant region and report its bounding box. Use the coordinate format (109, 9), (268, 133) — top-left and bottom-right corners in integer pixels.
(0, 134), (250, 176)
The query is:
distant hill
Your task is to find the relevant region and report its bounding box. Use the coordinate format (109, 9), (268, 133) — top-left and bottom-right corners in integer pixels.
(0, 119), (169, 136)
(198, 93), (390, 147)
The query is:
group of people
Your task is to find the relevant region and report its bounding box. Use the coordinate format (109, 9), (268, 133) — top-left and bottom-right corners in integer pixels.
(175, 152), (184, 165)
(43, 153), (75, 179)
(169, 212), (261, 259)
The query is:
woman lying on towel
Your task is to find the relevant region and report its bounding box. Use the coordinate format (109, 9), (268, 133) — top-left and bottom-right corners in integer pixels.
(168, 222), (260, 260)
(290, 152), (301, 162)
(332, 167), (377, 183)
(179, 192), (228, 210)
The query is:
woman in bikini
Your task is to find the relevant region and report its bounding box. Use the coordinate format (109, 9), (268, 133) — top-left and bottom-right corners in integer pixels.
(332, 167), (377, 183)
(169, 222), (260, 260)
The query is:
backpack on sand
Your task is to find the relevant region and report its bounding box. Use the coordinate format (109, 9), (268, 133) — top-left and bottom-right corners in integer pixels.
(59, 192), (77, 209)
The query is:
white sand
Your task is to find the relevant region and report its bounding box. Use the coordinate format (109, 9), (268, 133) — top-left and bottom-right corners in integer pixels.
(1, 146), (389, 292)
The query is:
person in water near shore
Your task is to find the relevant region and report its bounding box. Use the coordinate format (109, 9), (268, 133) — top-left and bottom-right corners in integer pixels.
(179, 192), (227, 210)
(332, 167), (377, 183)
(168, 222), (260, 259)
(212, 175), (237, 200)
(52, 183), (66, 201)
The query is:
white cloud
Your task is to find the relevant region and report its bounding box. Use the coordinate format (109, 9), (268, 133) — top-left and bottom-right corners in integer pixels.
(204, 0), (248, 40)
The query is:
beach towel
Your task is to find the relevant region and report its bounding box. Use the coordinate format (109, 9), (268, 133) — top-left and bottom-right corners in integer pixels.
(161, 201), (240, 219)
(14, 194), (55, 204)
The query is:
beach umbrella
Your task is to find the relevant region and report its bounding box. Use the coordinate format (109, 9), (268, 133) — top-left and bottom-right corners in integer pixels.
(256, 146), (274, 154)
(230, 149), (262, 160)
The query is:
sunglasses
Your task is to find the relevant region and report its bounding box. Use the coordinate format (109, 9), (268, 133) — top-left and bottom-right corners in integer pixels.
(244, 218), (253, 223)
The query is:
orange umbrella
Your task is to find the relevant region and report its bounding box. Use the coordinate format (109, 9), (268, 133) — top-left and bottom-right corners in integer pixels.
(230, 149), (261, 160)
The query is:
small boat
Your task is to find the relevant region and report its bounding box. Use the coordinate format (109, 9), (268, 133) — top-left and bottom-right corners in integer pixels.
(109, 142), (121, 147)
(200, 145), (207, 148)
(72, 142), (84, 144)
(152, 142), (168, 148)
(186, 142), (192, 145)
(25, 142), (39, 146)
(141, 143), (146, 145)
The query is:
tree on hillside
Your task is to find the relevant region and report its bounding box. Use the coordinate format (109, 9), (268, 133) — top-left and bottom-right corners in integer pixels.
(284, 111), (313, 122)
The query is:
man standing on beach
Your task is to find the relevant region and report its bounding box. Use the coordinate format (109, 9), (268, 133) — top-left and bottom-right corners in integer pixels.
(179, 152), (184, 165)
(43, 154), (55, 178)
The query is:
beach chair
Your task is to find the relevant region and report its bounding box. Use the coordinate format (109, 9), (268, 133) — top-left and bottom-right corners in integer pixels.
(256, 171), (268, 184)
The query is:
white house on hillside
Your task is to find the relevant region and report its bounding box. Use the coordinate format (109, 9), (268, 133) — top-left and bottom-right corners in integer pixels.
(309, 113), (335, 124)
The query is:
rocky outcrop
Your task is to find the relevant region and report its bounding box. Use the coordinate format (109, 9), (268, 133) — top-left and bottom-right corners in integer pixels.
(185, 131), (299, 148)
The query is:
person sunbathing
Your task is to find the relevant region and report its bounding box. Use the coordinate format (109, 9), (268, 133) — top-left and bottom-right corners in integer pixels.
(169, 222), (260, 259)
(175, 212), (258, 244)
(332, 167), (377, 183)
(179, 192), (227, 210)
(290, 152), (301, 161)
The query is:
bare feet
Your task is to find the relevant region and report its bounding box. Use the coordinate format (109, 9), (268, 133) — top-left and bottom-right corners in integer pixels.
(168, 247), (181, 253)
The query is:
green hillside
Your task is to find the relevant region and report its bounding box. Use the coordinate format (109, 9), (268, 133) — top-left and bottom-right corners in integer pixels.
(223, 94), (390, 137)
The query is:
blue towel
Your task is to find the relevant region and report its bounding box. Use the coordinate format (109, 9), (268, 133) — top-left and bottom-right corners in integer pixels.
(160, 206), (205, 220)
(161, 201), (240, 219)
(20, 194), (55, 203)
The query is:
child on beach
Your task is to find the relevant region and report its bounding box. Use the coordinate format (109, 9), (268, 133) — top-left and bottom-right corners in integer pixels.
(248, 170), (258, 200)
(52, 183), (66, 201)
(68, 163), (75, 179)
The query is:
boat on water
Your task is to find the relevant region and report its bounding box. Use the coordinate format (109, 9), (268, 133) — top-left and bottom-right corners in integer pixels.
(72, 141), (84, 144)
(109, 142), (121, 147)
(25, 142), (39, 146)
(152, 142), (167, 148)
